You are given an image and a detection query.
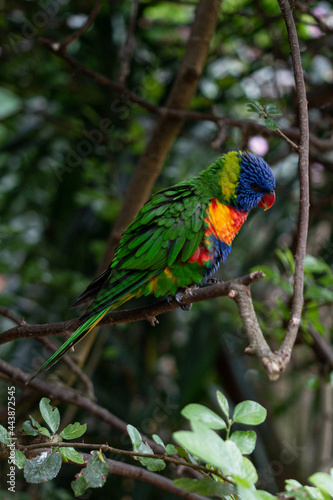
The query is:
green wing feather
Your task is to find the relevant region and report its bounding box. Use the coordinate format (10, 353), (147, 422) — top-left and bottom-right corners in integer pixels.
(27, 183), (207, 382)
(80, 183), (207, 317)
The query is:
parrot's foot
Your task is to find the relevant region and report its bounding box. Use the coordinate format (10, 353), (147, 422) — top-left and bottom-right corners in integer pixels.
(175, 290), (192, 311)
(167, 291), (192, 310)
(168, 285), (199, 310)
(175, 285), (199, 311)
(206, 278), (224, 285)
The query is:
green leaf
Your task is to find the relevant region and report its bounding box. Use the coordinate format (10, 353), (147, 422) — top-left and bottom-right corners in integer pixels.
(72, 475), (90, 497)
(165, 444), (178, 455)
(247, 103), (261, 114)
(22, 421), (40, 436)
(304, 254), (331, 274)
(175, 446), (199, 464)
(233, 401), (267, 425)
(306, 375), (320, 390)
(309, 472), (333, 496)
(29, 415), (41, 429)
(305, 286), (333, 302)
(39, 398), (60, 434)
(71, 450), (108, 497)
(24, 450), (62, 483)
(152, 434), (165, 449)
(14, 449), (26, 469)
(136, 441), (166, 472)
(127, 424), (165, 471)
(39, 427), (51, 438)
(236, 484), (260, 500)
(231, 430), (257, 455)
(264, 117), (280, 130)
(246, 100), (263, 115)
(174, 477), (235, 496)
(174, 425), (243, 475)
(285, 479), (302, 489)
(127, 424), (142, 449)
(181, 403), (226, 429)
(0, 88), (22, 119)
(265, 103), (283, 116)
(216, 390), (229, 420)
(0, 424), (11, 445)
(139, 455), (166, 472)
(255, 491), (277, 499)
(240, 456), (258, 485)
(60, 422), (87, 440)
(59, 447), (84, 464)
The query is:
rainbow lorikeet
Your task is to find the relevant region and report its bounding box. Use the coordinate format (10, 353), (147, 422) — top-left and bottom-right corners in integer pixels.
(29, 151), (275, 381)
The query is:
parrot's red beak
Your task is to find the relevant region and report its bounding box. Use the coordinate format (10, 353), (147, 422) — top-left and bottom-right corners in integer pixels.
(258, 191), (275, 211)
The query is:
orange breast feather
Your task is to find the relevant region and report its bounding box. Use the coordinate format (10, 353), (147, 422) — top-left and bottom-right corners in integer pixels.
(205, 199), (248, 246)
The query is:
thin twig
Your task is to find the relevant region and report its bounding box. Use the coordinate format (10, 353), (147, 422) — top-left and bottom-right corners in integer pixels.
(296, 2), (333, 35)
(118, 0), (140, 84)
(38, 37), (159, 115)
(261, 109), (298, 151)
(277, 0), (310, 366)
(306, 327), (333, 369)
(0, 440), (208, 500)
(58, 0), (104, 52)
(21, 440), (235, 485)
(0, 306), (25, 325)
(37, 39), (332, 152)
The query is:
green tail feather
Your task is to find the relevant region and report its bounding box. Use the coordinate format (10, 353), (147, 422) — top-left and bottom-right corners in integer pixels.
(26, 309), (108, 384)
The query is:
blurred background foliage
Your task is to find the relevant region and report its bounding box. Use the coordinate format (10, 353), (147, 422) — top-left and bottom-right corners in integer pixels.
(0, 0), (333, 498)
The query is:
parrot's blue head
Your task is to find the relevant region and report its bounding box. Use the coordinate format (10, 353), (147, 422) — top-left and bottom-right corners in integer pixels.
(236, 152), (276, 212)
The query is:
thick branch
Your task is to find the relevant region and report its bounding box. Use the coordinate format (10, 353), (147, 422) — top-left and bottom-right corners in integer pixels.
(0, 272), (284, 380)
(277, 0), (310, 366)
(231, 285), (281, 380)
(0, 272), (264, 346)
(80, 453), (210, 500)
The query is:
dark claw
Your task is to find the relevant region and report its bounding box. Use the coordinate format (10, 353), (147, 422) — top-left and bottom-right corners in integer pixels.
(167, 294), (174, 305)
(206, 278), (224, 284)
(174, 290), (192, 311)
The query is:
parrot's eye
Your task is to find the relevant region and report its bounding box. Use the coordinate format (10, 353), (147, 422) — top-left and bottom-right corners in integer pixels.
(251, 182), (260, 192)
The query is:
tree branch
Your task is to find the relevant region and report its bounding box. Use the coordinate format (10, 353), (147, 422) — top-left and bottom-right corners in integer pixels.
(0, 306), (25, 325)
(0, 272), (284, 380)
(0, 359), (161, 452)
(38, 37), (160, 116)
(20, 441), (233, 484)
(79, 452), (211, 500)
(37, 37), (333, 155)
(277, 0), (310, 367)
(58, 0), (104, 52)
(0, 273), (264, 345)
(118, 0), (140, 84)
